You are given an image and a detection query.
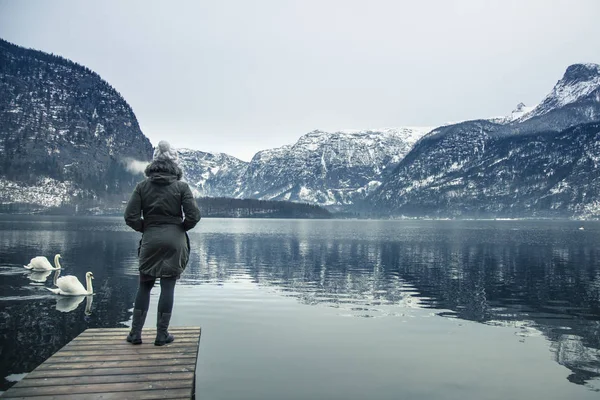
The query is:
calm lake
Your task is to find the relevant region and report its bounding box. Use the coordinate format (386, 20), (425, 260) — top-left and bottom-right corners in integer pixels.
(0, 216), (599, 399)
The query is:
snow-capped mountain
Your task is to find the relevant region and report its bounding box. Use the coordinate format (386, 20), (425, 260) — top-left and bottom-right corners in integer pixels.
(519, 63), (600, 122)
(491, 102), (536, 124)
(177, 148), (248, 197)
(3, 34), (600, 219)
(0, 35), (433, 212)
(507, 63), (600, 135)
(370, 63), (600, 218)
(0, 38), (152, 209)
(235, 127), (432, 208)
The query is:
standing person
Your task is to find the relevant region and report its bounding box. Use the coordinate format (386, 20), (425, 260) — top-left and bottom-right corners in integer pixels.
(124, 140), (201, 346)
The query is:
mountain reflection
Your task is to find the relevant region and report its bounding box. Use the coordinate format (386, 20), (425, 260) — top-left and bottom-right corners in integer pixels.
(185, 229), (600, 387)
(1, 217), (599, 392)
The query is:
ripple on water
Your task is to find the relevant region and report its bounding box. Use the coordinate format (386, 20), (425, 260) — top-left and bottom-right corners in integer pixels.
(2, 217), (600, 397)
(0, 294), (55, 301)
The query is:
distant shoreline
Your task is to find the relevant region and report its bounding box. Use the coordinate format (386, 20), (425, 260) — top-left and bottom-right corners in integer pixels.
(0, 212), (596, 222)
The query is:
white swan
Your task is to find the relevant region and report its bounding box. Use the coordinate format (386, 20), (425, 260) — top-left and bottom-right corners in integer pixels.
(24, 254), (62, 271)
(47, 271), (94, 296)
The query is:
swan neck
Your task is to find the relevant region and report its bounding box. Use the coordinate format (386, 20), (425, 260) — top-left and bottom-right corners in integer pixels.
(54, 255), (62, 269)
(86, 275), (93, 295)
(53, 269), (60, 286)
(85, 295), (93, 315)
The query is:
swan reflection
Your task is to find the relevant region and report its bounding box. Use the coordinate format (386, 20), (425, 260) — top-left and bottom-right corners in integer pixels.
(85, 294), (93, 316)
(55, 294), (93, 314)
(55, 295), (85, 313)
(27, 270), (52, 283)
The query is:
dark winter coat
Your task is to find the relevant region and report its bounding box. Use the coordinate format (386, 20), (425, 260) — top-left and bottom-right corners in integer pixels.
(124, 159), (201, 278)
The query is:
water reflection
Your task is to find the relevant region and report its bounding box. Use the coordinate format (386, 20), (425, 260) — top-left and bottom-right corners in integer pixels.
(0, 217), (599, 394)
(55, 294), (93, 314)
(183, 222), (600, 388)
(0, 216), (139, 392)
(26, 270), (52, 284)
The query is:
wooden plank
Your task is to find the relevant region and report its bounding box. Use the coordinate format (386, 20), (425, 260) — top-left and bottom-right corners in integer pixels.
(66, 340), (199, 347)
(62, 343), (197, 352)
(3, 378), (192, 397)
(72, 333), (199, 339)
(26, 364), (197, 379)
(12, 372), (195, 388)
(82, 328), (199, 331)
(43, 352), (197, 363)
(76, 332), (200, 339)
(35, 357), (195, 370)
(63, 343), (197, 352)
(53, 346), (199, 357)
(66, 338), (197, 346)
(78, 328), (200, 336)
(72, 334), (199, 342)
(79, 329), (200, 333)
(62, 341), (198, 350)
(2, 388), (192, 399)
(68, 337), (199, 345)
(77, 329), (200, 339)
(83, 327), (200, 334)
(75, 332), (200, 338)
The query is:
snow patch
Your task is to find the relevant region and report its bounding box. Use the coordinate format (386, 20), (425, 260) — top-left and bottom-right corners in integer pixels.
(0, 178), (84, 208)
(520, 63), (600, 121)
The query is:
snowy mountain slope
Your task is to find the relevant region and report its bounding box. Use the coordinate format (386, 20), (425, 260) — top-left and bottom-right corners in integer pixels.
(506, 63), (600, 135)
(519, 63), (600, 121)
(0, 38), (152, 209)
(236, 127), (433, 207)
(0, 32), (431, 212)
(3, 34), (599, 218)
(0, 177), (87, 208)
(485, 64), (600, 132)
(177, 148), (248, 197)
(370, 64), (600, 217)
(372, 122), (600, 217)
(490, 102), (537, 124)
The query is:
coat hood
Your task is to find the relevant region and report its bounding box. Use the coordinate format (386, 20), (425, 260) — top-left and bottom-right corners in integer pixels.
(145, 159), (183, 185)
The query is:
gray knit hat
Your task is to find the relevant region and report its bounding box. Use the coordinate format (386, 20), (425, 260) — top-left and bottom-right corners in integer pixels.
(153, 140), (179, 163)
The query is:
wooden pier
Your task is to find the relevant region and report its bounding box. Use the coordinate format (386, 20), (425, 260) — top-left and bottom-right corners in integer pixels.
(2, 327), (201, 399)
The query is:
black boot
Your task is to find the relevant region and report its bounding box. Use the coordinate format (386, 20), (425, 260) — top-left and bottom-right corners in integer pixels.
(154, 312), (175, 346)
(126, 309), (147, 345)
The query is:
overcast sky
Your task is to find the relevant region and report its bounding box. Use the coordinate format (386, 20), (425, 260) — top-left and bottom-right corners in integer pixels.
(1, 0), (600, 161)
